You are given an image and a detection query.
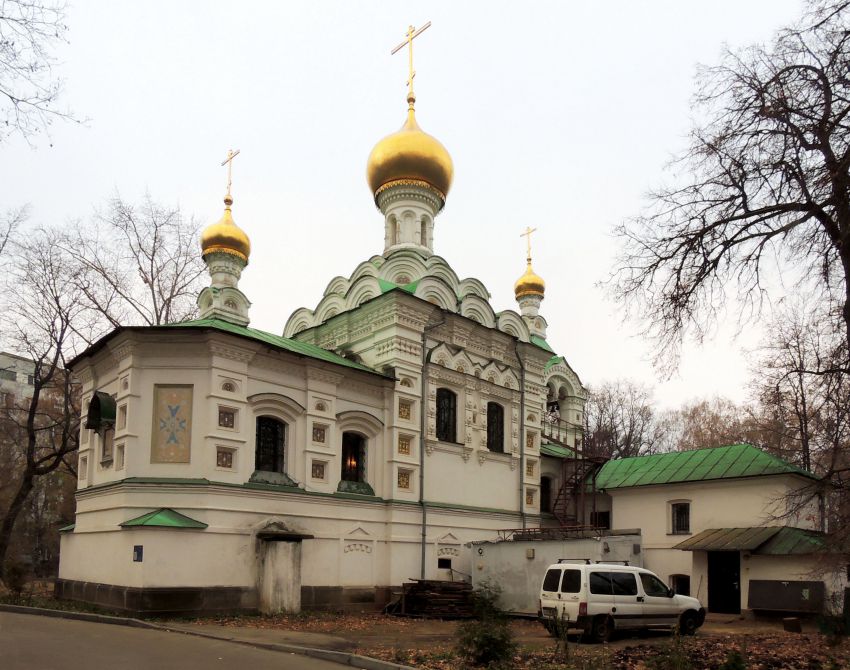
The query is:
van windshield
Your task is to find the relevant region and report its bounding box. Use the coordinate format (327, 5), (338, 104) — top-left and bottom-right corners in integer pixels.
(542, 569), (561, 592)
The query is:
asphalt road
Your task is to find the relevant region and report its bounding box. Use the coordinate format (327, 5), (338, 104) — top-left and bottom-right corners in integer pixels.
(0, 612), (348, 670)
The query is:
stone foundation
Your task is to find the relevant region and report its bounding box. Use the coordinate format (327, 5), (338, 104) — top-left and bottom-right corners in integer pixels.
(55, 579), (396, 616)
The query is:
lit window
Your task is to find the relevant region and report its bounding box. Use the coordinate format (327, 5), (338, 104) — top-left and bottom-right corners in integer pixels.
(398, 435), (411, 455)
(341, 432), (366, 483)
(398, 469), (411, 490)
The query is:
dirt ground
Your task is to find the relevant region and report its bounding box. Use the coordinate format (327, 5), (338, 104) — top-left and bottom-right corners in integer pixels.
(190, 611), (850, 669)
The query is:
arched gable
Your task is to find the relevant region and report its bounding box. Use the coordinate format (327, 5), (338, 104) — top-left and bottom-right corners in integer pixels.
(344, 276), (381, 310)
(497, 311), (530, 341)
(457, 278), (490, 301)
(459, 295), (496, 328)
(283, 307), (315, 337)
(415, 277), (457, 311)
(314, 295), (345, 323)
(324, 276), (349, 297)
(380, 251), (427, 285)
(349, 259), (381, 285)
(424, 255), (461, 290)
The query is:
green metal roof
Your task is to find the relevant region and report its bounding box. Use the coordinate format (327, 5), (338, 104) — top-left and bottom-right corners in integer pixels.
(165, 318), (389, 377)
(674, 526), (825, 555)
(595, 444), (816, 490)
(545, 354), (565, 371)
(531, 336), (555, 353)
(541, 442), (576, 458)
(378, 278), (420, 295)
(120, 508), (208, 529)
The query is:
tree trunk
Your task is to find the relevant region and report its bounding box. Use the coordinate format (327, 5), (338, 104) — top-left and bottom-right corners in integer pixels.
(0, 469), (36, 583)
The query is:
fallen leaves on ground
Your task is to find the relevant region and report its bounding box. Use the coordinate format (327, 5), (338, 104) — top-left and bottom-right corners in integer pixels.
(360, 633), (850, 669)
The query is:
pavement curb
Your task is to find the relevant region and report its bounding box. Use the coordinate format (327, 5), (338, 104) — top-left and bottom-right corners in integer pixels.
(0, 604), (413, 670)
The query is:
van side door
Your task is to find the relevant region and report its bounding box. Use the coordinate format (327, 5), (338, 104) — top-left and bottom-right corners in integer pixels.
(610, 571), (643, 628)
(588, 571), (616, 621)
(639, 572), (679, 627)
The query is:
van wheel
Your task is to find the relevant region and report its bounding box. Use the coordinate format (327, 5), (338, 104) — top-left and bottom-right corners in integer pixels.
(679, 611), (699, 636)
(591, 615), (612, 643)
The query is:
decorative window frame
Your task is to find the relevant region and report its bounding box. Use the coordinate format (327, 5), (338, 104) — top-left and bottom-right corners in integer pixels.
(216, 445), (237, 470)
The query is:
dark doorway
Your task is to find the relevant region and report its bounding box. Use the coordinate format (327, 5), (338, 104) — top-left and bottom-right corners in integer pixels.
(707, 551), (741, 614)
(540, 476), (552, 513)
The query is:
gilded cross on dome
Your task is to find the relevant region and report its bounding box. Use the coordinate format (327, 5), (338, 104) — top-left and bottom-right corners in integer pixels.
(221, 148), (241, 197)
(520, 226), (538, 262)
(391, 21), (431, 106)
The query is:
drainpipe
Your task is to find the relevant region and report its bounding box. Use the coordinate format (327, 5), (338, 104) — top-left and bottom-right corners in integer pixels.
(419, 313), (446, 579)
(514, 340), (527, 530)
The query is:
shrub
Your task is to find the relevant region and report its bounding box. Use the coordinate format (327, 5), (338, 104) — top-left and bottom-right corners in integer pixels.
(455, 580), (517, 668)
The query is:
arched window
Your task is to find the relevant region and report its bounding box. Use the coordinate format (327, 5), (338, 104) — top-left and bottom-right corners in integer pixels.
(540, 476), (552, 513)
(255, 416), (286, 473)
(341, 431), (366, 483)
(436, 388), (457, 443)
(487, 402), (504, 453)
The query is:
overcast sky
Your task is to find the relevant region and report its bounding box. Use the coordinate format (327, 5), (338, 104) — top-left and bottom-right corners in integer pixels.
(2, 0), (805, 407)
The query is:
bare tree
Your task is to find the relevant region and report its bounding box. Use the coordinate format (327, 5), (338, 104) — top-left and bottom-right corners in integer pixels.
(584, 379), (662, 459)
(0, 206), (26, 259)
(0, 0), (77, 144)
(0, 193), (206, 583)
(611, 1), (850, 370)
(0, 227), (88, 581)
(660, 396), (755, 453)
(62, 193), (207, 327)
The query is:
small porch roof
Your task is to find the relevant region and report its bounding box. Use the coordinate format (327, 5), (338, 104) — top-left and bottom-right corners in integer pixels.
(673, 526), (825, 555)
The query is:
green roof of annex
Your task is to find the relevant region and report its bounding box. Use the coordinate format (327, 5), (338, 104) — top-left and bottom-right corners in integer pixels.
(595, 443), (817, 490)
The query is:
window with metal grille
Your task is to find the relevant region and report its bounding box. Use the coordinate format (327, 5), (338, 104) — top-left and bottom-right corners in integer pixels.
(436, 388), (457, 443)
(671, 502), (690, 534)
(255, 416), (286, 473)
(341, 431), (366, 483)
(486, 402), (504, 452)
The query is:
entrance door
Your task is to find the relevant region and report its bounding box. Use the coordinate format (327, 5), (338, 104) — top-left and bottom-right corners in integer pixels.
(707, 551), (741, 614)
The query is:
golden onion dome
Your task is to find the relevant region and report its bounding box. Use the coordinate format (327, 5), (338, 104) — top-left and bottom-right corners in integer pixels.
(366, 100), (454, 206)
(514, 261), (545, 300)
(200, 195), (251, 263)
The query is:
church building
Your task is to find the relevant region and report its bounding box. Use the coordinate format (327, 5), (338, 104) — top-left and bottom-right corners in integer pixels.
(56, 26), (587, 616)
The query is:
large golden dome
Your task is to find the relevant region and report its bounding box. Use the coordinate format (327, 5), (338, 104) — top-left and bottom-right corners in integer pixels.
(367, 102), (453, 206)
(200, 195), (251, 263)
(514, 261), (545, 299)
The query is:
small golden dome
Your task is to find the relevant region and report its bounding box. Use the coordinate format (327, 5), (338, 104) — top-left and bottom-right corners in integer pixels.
(514, 261), (545, 299)
(366, 101), (454, 207)
(200, 195), (251, 263)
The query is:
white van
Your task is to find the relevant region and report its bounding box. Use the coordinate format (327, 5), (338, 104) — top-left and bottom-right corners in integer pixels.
(538, 561), (705, 642)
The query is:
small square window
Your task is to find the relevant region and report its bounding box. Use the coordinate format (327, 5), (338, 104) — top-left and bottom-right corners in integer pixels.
(398, 469), (411, 490)
(216, 447), (235, 469)
(311, 460), (327, 480)
(218, 407), (236, 429)
(438, 557), (452, 570)
(398, 400), (412, 420)
(398, 435), (411, 455)
(526, 432), (535, 450)
(115, 444), (125, 470)
(526, 460), (535, 477)
(525, 488), (535, 506)
(312, 423), (327, 444)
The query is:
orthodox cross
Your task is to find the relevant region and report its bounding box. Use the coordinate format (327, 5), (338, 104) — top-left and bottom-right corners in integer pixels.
(221, 148), (241, 197)
(520, 226), (538, 262)
(391, 21), (431, 100)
